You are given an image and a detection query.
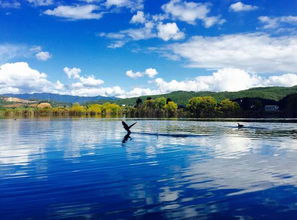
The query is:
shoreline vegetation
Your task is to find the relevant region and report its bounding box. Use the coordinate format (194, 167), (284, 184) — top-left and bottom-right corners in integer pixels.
(1, 95), (296, 119)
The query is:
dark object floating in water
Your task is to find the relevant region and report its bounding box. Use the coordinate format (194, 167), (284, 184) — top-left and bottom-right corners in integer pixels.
(238, 123), (244, 128)
(122, 121), (137, 143)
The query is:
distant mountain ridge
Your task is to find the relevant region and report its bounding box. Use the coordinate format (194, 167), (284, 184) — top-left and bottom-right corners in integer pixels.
(1, 93), (117, 104)
(114, 86), (297, 106)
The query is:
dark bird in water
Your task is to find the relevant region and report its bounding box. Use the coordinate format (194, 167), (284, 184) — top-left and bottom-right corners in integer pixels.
(237, 123), (244, 128)
(122, 121), (137, 134)
(122, 121), (137, 144)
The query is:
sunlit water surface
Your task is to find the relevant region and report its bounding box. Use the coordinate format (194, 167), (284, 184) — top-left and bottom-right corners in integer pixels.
(1, 119), (297, 219)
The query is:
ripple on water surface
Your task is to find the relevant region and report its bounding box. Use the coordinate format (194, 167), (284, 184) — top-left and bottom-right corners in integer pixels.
(1, 119), (297, 219)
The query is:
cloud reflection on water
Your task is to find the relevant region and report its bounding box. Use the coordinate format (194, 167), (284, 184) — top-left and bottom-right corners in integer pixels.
(1, 119), (297, 219)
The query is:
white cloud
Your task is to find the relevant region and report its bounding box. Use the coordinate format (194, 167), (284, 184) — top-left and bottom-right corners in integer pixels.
(0, 63), (156, 97)
(264, 73), (297, 87)
(44, 5), (103, 20)
(145, 68), (158, 78)
(64, 67), (104, 88)
(0, 44), (53, 63)
(130, 11), (146, 24)
(0, 0), (20, 8)
(126, 70), (143, 78)
(0, 62), (63, 94)
(122, 69), (297, 97)
(229, 2), (258, 12)
(121, 87), (159, 98)
(1, 63), (297, 98)
(105, 0), (143, 10)
(105, 0), (127, 7)
(203, 16), (225, 28)
(0, 44), (29, 62)
(123, 21), (155, 40)
(153, 68), (297, 94)
(64, 67), (81, 79)
(78, 75), (104, 87)
(162, 0), (224, 27)
(35, 51), (52, 61)
(168, 33), (297, 73)
(107, 41), (126, 48)
(100, 22), (155, 47)
(126, 68), (158, 78)
(27, 0), (53, 6)
(80, 0), (100, 2)
(157, 22), (185, 41)
(259, 16), (297, 29)
(101, 17), (184, 47)
(69, 86), (125, 97)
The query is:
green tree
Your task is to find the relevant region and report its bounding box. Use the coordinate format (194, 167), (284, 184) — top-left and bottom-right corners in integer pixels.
(102, 102), (121, 115)
(69, 103), (86, 116)
(187, 96), (217, 117)
(87, 104), (102, 116)
(154, 97), (166, 109)
(164, 101), (178, 117)
(219, 99), (241, 117)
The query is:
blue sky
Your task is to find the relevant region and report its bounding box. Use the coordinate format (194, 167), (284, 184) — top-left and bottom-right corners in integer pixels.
(1, 0), (297, 97)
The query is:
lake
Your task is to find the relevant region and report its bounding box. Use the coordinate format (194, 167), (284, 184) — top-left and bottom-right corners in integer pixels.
(1, 118), (297, 219)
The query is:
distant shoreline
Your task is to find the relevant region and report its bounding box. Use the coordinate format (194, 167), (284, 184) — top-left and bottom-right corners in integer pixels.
(1, 116), (297, 123)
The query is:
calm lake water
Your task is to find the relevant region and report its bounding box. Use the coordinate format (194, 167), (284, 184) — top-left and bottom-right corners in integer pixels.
(1, 119), (297, 219)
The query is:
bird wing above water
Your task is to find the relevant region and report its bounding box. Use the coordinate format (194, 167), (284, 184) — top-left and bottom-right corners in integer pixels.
(128, 122), (137, 129)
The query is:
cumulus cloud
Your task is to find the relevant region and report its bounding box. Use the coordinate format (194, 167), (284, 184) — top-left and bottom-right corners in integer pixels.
(126, 68), (158, 78)
(154, 68), (259, 93)
(145, 68), (158, 78)
(0, 62), (159, 97)
(130, 11), (146, 24)
(63, 67), (104, 87)
(0, 0), (20, 8)
(229, 2), (258, 12)
(121, 87), (159, 98)
(259, 16), (297, 29)
(0, 62), (63, 94)
(78, 76), (104, 87)
(162, 0), (224, 27)
(64, 67), (81, 79)
(101, 14), (184, 47)
(122, 69), (297, 97)
(167, 33), (297, 73)
(126, 70), (143, 78)
(69, 86), (125, 97)
(157, 22), (185, 41)
(44, 5), (103, 20)
(154, 68), (297, 94)
(35, 51), (52, 61)
(27, 0), (53, 6)
(1, 63), (297, 98)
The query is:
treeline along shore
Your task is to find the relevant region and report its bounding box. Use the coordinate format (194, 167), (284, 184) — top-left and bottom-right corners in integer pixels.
(1, 93), (296, 118)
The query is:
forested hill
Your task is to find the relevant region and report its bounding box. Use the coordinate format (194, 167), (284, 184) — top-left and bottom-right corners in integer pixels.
(115, 86), (297, 106)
